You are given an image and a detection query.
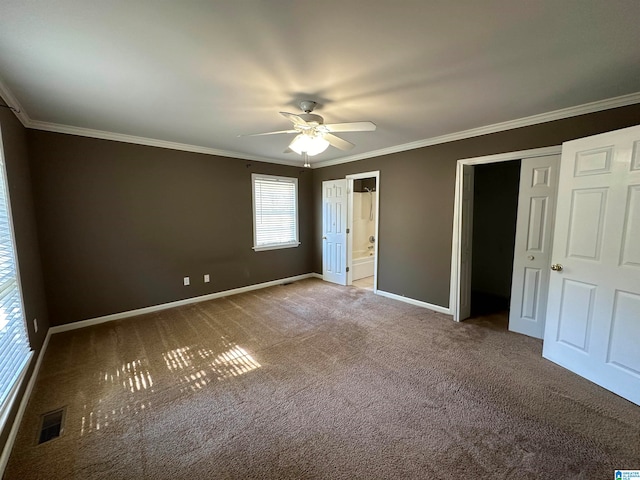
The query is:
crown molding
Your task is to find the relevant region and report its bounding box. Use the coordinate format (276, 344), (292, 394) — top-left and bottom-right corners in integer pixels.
(311, 91), (640, 169)
(0, 73), (302, 167)
(26, 119), (305, 167)
(0, 77), (31, 127)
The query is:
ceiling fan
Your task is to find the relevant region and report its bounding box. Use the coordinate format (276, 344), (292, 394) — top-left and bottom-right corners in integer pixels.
(240, 100), (376, 165)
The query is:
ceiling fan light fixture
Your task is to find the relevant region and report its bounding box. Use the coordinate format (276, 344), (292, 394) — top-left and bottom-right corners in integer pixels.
(241, 101), (374, 155)
(289, 133), (329, 156)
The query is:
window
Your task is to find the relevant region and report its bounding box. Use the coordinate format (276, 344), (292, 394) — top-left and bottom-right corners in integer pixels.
(252, 174), (299, 251)
(0, 128), (31, 425)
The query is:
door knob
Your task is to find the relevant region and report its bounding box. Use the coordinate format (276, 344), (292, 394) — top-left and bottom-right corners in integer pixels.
(322, 236), (327, 240)
(550, 263), (563, 272)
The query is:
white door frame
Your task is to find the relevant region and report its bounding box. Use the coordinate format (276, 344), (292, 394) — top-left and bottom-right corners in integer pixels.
(346, 171), (380, 292)
(450, 146), (562, 322)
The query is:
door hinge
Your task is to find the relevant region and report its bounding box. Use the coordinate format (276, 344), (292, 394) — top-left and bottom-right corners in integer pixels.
(346, 228), (350, 234)
(346, 267), (350, 272)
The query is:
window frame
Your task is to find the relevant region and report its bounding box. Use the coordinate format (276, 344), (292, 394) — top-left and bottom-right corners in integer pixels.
(251, 173), (300, 252)
(0, 124), (33, 431)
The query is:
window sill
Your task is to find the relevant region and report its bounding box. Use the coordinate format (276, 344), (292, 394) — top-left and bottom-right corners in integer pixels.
(253, 242), (301, 252)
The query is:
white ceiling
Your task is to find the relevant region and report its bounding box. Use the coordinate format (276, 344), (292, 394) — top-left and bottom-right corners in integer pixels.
(1, 0), (639, 167)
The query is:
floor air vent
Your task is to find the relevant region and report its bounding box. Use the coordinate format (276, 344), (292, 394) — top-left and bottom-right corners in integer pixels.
(37, 407), (66, 444)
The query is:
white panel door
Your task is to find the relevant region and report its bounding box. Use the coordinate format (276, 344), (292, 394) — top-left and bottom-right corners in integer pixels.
(322, 179), (348, 285)
(543, 124), (640, 406)
(458, 165), (474, 320)
(509, 155), (560, 338)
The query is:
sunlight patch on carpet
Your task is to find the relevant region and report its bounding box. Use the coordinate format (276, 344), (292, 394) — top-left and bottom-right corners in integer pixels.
(98, 359), (154, 394)
(80, 399), (151, 437)
(163, 343), (261, 392)
(78, 360), (155, 437)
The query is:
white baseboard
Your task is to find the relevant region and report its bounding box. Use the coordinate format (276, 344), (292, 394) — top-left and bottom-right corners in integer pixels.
(0, 331), (52, 477)
(50, 273), (318, 334)
(376, 289), (451, 315)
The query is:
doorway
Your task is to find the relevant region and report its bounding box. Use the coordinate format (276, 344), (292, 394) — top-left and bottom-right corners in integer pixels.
(350, 176), (377, 291)
(322, 171), (380, 291)
(451, 146), (562, 328)
(346, 171), (380, 291)
(470, 161), (520, 319)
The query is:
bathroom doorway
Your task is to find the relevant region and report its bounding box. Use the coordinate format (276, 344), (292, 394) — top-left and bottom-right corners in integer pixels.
(347, 171), (380, 291)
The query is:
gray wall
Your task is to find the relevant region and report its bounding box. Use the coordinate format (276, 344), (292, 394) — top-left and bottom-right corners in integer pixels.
(20, 104), (640, 328)
(471, 160), (520, 299)
(0, 103), (49, 453)
(312, 104), (640, 308)
(27, 131), (314, 326)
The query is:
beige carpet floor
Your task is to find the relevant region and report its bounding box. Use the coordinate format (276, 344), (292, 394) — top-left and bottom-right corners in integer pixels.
(5, 278), (640, 479)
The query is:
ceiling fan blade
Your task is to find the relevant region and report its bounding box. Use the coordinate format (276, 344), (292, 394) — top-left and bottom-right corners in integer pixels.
(280, 112), (309, 126)
(324, 133), (355, 151)
(324, 121), (376, 132)
(238, 129), (297, 137)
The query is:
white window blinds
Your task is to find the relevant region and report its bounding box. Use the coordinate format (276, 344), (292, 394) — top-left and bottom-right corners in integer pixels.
(252, 174), (299, 251)
(0, 132), (31, 419)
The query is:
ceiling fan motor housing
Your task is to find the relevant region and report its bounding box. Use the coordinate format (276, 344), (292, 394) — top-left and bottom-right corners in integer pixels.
(299, 113), (324, 125)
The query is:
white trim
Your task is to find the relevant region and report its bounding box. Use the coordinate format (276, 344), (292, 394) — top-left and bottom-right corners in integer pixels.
(28, 120), (305, 167)
(0, 78), (29, 127)
(0, 354), (32, 440)
(345, 171), (380, 179)
(346, 177), (355, 285)
(450, 161), (464, 322)
(252, 242), (300, 252)
(345, 171), (380, 293)
(456, 145), (562, 165)
(376, 289), (451, 315)
(49, 273), (317, 334)
(311, 92), (640, 169)
(0, 332), (50, 477)
(449, 145), (562, 322)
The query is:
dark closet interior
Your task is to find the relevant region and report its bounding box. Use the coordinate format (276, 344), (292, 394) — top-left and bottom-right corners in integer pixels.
(470, 160), (521, 317)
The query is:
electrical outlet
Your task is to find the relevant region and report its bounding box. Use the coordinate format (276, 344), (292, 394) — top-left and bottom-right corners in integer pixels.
(33, 318), (38, 333)
(204, 274), (210, 283)
(183, 277), (190, 286)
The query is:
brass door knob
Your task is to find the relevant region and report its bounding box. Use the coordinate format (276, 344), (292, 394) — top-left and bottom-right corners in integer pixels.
(551, 263), (563, 272)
